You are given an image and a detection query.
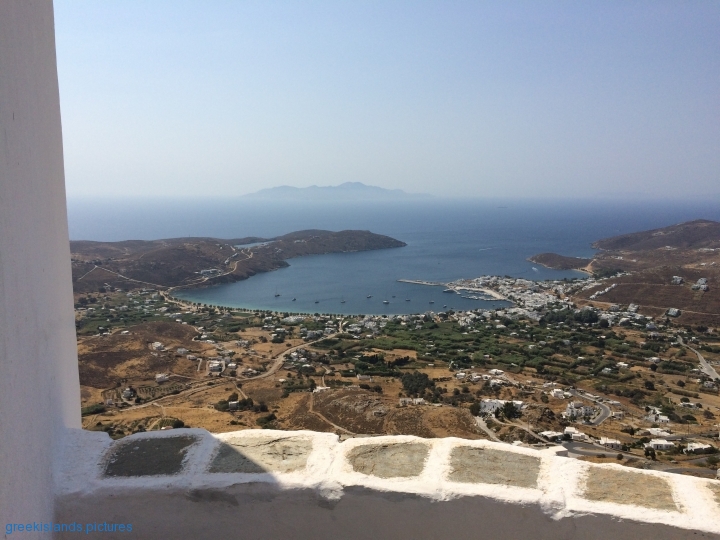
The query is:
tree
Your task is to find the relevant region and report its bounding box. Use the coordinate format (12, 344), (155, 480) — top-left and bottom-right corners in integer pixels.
(469, 402), (481, 416)
(401, 372), (434, 397)
(501, 401), (519, 419)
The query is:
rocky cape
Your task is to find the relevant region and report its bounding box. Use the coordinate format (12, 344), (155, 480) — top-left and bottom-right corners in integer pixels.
(530, 219), (720, 325)
(71, 230), (406, 293)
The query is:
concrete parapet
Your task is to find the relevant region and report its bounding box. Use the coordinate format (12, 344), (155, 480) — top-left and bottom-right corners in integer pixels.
(54, 428), (720, 539)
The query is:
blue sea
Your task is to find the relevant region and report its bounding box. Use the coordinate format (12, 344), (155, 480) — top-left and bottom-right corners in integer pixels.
(67, 197), (720, 315)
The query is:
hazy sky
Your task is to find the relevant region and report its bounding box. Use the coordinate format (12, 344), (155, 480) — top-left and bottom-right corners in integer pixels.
(54, 1), (720, 199)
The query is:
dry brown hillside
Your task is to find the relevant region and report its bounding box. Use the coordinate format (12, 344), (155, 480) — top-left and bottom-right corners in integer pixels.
(70, 229), (406, 293)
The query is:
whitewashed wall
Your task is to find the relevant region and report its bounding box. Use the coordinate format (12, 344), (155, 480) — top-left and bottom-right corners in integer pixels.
(0, 0), (81, 536)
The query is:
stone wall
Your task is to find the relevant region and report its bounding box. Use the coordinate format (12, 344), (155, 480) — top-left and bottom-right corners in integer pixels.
(55, 428), (720, 539)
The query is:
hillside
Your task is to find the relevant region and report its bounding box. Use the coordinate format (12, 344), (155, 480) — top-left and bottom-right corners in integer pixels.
(530, 219), (720, 325)
(528, 253), (592, 271)
(71, 229), (406, 293)
(592, 219), (720, 251)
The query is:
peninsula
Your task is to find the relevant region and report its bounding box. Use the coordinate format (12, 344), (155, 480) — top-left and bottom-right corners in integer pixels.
(70, 229), (406, 293)
(530, 219), (720, 325)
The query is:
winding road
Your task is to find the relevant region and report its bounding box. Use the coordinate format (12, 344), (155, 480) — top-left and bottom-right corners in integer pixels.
(567, 389), (612, 425)
(678, 336), (720, 381)
(119, 323), (344, 412)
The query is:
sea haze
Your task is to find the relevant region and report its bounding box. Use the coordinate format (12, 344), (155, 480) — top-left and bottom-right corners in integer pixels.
(67, 198), (720, 315)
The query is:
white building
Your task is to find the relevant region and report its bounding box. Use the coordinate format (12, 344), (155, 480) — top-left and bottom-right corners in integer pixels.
(539, 431), (564, 442)
(645, 439), (674, 451)
(399, 398), (426, 406)
(480, 399), (523, 415)
(599, 437), (622, 450)
(565, 401), (595, 419)
(564, 426), (588, 442)
(155, 373), (169, 383)
(645, 428), (672, 437)
(685, 443), (715, 454)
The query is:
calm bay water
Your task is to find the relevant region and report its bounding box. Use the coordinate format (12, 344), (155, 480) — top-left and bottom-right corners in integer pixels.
(67, 197), (720, 315)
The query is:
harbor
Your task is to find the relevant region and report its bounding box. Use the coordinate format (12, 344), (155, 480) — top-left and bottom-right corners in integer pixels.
(397, 278), (508, 301)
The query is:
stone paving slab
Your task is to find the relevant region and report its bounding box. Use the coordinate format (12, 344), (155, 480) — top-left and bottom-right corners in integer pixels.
(209, 436), (313, 474)
(347, 442), (429, 478)
(447, 446), (540, 489)
(104, 436), (198, 477)
(583, 467), (677, 511)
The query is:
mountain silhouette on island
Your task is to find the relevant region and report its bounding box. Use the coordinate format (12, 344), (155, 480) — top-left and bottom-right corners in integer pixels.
(243, 182), (431, 201)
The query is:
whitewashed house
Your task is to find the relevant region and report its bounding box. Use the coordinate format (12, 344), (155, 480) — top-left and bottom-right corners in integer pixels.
(645, 439), (674, 451)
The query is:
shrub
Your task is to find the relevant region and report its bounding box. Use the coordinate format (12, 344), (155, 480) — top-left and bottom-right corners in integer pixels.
(256, 413), (277, 427)
(215, 400), (229, 412)
(81, 404), (106, 416)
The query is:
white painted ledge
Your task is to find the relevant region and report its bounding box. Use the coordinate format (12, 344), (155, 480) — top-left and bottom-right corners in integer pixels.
(54, 428), (720, 539)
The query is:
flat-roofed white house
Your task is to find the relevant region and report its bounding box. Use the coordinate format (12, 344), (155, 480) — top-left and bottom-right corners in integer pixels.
(645, 439), (674, 451)
(685, 443), (715, 454)
(599, 437), (622, 450)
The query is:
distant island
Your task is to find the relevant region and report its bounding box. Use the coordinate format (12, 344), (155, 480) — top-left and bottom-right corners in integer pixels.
(71, 229), (406, 292)
(243, 182), (432, 201)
